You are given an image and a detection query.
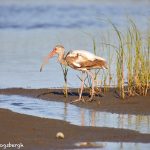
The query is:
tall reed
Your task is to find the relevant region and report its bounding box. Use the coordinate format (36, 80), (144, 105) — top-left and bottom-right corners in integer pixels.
(110, 21), (125, 99)
(126, 27), (134, 96)
(60, 64), (68, 98)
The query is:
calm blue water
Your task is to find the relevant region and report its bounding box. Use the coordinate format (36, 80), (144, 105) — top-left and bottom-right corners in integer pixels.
(0, 2), (149, 30)
(0, 0), (149, 88)
(74, 141), (150, 150)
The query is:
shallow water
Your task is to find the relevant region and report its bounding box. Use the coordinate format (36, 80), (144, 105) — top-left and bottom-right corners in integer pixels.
(0, 95), (150, 134)
(74, 141), (150, 150)
(0, 0), (150, 88)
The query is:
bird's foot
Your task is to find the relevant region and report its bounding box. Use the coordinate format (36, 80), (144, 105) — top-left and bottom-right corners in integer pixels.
(70, 98), (85, 104)
(87, 96), (95, 102)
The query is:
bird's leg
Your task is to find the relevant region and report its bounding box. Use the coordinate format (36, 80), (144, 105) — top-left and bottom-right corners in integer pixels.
(71, 72), (85, 103)
(79, 72), (85, 102)
(86, 70), (95, 101)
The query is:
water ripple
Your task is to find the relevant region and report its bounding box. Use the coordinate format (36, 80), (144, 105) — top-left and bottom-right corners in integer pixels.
(0, 4), (149, 29)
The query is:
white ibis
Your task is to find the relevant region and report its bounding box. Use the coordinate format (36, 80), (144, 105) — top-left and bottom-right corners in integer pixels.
(40, 45), (108, 103)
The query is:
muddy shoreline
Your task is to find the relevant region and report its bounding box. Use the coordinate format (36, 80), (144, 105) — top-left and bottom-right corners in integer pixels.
(0, 109), (150, 150)
(0, 88), (150, 115)
(0, 88), (150, 149)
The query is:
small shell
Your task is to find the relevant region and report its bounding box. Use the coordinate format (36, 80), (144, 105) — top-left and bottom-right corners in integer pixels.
(79, 142), (88, 146)
(56, 132), (64, 139)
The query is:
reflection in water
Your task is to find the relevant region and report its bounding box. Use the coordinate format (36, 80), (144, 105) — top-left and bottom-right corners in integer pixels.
(0, 95), (150, 134)
(74, 142), (150, 150)
(63, 102), (68, 121)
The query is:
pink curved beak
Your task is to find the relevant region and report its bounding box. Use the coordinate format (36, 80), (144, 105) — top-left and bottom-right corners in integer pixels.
(40, 48), (56, 72)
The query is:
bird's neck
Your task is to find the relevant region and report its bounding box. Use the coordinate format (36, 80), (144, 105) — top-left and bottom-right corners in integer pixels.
(58, 52), (67, 65)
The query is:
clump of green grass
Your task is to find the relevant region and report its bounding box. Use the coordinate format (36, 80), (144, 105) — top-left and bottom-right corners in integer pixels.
(92, 18), (150, 98)
(108, 18), (150, 98)
(125, 20), (150, 96)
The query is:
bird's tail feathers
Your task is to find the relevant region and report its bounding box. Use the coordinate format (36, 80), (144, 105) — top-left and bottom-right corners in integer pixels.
(96, 56), (108, 69)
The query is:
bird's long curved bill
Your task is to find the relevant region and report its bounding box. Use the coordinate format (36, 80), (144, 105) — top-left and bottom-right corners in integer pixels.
(40, 49), (56, 72)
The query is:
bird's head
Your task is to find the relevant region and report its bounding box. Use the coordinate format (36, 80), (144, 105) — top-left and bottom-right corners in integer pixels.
(54, 45), (65, 54)
(40, 45), (65, 72)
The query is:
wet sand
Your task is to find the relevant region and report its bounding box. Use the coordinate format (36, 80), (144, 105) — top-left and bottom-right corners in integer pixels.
(0, 88), (150, 149)
(0, 109), (150, 150)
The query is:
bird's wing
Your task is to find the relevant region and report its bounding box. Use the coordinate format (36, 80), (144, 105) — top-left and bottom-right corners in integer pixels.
(71, 50), (106, 61)
(66, 50), (107, 69)
(65, 52), (82, 68)
(66, 51), (90, 68)
(71, 50), (96, 61)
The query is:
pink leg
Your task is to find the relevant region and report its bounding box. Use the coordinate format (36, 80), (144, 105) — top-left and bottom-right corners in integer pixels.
(71, 72), (85, 103)
(79, 72), (86, 101)
(86, 70), (95, 101)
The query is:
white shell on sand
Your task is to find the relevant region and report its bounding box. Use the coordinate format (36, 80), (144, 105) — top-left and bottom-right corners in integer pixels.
(56, 132), (64, 139)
